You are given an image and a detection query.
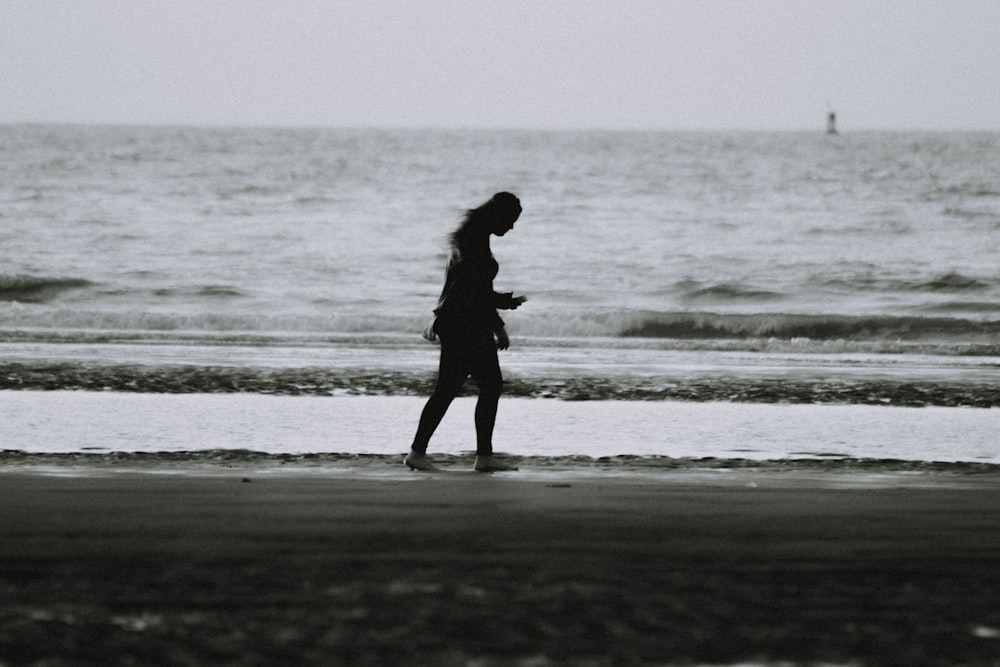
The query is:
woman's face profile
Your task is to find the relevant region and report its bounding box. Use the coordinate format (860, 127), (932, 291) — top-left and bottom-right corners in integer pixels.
(492, 207), (520, 236)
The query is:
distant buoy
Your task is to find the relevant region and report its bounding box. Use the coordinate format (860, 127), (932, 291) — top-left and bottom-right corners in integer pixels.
(827, 111), (838, 135)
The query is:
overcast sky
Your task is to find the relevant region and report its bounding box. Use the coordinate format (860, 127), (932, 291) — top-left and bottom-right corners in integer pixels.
(3, 0), (999, 130)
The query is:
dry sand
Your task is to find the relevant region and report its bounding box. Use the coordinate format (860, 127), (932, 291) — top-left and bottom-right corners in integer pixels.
(2, 465), (1000, 666)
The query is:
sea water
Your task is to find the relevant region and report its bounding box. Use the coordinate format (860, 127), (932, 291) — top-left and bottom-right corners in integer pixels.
(2, 125), (999, 461)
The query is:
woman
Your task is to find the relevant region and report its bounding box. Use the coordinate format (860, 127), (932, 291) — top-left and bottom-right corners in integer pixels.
(405, 192), (527, 472)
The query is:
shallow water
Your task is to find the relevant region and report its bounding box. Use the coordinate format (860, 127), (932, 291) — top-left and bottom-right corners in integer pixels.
(2, 391), (997, 464)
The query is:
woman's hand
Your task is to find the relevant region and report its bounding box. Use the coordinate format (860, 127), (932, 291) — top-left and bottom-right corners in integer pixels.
(497, 292), (528, 310)
(495, 327), (511, 350)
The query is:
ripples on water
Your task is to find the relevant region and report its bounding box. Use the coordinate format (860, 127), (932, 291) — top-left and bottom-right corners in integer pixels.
(2, 126), (999, 342)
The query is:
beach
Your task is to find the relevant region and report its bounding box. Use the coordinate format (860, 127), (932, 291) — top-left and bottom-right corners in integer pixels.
(3, 464), (1000, 666)
(3, 125), (1000, 666)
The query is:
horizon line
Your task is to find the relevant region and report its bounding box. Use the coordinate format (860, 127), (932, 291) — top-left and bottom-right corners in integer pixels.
(4, 120), (1000, 133)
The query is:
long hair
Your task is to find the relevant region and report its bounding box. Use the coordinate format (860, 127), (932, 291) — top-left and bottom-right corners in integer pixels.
(449, 192), (521, 253)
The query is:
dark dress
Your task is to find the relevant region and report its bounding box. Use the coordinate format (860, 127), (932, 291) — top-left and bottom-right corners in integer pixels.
(412, 243), (519, 456)
(433, 245), (518, 339)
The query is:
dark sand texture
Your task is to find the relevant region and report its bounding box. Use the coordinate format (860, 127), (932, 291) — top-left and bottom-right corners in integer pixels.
(2, 470), (1000, 666)
(4, 360), (1000, 406)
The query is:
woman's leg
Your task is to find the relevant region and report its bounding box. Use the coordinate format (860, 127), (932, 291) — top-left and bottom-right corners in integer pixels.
(410, 341), (467, 454)
(470, 340), (503, 457)
(467, 336), (517, 472)
(410, 391), (454, 455)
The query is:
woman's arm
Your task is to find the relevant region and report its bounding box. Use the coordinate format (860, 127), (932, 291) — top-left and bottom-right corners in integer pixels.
(494, 292), (528, 310)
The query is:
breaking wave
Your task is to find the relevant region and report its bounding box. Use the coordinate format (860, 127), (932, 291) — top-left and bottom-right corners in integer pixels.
(680, 283), (785, 301)
(618, 311), (1000, 341)
(2, 306), (999, 356)
(814, 271), (995, 293)
(0, 275), (93, 303)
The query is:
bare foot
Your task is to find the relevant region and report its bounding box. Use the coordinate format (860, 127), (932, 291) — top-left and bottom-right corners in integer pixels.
(404, 451), (444, 472)
(473, 455), (519, 473)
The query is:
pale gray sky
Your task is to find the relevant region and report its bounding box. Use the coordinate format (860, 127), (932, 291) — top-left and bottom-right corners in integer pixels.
(3, 0), (999, 130)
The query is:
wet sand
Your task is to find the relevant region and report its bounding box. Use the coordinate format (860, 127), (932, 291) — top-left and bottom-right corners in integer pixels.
(2, 467), (1000, 666)
(4, 360), (1000, 406)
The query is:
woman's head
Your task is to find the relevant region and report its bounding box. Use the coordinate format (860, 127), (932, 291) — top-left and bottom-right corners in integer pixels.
(451, 192), (522, 248)
(481, 192), (522, 236)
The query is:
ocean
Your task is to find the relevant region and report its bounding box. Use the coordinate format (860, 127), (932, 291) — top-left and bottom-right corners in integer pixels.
(2, 125), (999, 464)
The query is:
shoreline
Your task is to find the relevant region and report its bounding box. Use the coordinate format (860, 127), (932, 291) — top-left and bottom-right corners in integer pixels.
(4, 451), (1000, 482)
(2, 471), (999, 666)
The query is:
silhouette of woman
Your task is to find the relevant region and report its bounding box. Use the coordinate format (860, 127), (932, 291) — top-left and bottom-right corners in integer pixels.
(405, 192), (527, 472)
